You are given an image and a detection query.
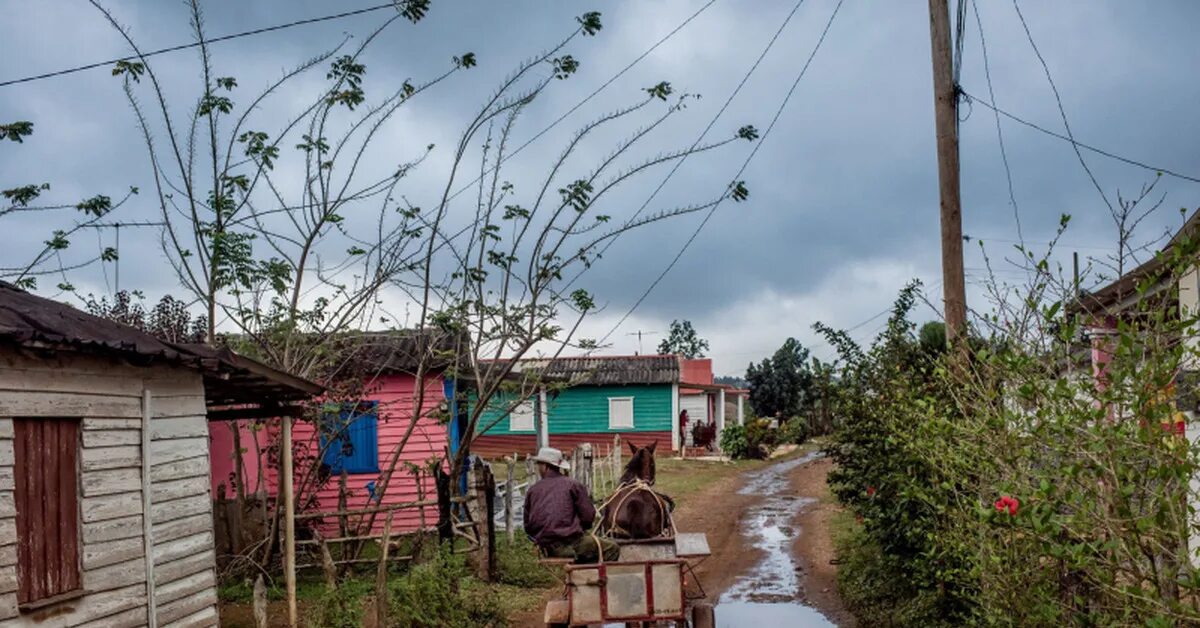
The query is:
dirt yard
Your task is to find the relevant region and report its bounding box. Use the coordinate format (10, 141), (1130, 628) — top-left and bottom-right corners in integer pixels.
(220, 448), (853, 627)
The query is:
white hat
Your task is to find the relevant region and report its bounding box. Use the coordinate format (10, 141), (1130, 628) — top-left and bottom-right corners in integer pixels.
(531, 446), (571, 472)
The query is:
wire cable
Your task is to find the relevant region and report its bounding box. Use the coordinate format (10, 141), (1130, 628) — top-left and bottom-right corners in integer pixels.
(1011, 0), (1113, 213)
(444, 0), (719, 204)
(598, 0), (845, 346)
(0, 3), (399, 88)
(961, 90), (1200, 185)
(581, 0), (808, 274)
(971, 0), (1023, 243)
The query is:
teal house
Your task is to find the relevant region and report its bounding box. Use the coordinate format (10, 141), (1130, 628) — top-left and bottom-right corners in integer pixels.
(471, 355), (690, 457)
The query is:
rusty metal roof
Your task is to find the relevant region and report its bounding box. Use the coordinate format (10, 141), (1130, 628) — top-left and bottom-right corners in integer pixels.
(0, 281), (321, 408)
(509, 355), (681, 386)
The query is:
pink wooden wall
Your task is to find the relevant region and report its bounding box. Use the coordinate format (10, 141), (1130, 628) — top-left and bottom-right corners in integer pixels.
(208, 372), (447, 534)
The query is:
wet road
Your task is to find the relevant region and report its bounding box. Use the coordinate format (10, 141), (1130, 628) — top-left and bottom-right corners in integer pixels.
(716, 451), (835, 627)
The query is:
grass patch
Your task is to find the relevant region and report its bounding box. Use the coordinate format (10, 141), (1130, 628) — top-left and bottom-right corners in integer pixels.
(653, 439), (821, 500)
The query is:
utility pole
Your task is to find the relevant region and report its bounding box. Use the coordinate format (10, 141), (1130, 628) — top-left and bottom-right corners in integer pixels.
(928, 0), (967, 345)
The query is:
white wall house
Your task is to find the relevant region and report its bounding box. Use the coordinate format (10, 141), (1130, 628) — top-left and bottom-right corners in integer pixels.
(0, 281), (318, 627)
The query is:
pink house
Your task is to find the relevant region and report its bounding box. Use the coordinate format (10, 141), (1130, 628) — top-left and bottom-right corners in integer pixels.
(208, 333), (460, 535)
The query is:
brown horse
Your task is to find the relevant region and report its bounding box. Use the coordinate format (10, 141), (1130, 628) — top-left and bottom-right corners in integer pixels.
(599, 442), (675, 539)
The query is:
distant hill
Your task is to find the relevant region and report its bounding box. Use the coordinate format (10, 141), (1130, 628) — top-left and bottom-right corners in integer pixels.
(715, 375), (748, 388)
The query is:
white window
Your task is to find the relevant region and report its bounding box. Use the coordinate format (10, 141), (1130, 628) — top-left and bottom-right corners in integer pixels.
(608, 397), (634, 429)
(509, 401), (536, 432)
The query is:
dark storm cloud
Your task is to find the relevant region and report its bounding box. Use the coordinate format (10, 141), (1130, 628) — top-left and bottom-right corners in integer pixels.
(3, 0), (1199, 372)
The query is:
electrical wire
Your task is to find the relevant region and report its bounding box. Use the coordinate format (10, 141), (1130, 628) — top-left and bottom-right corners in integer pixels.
(971, 0), (1023, 243)
(580, 0), (807, 267)
(598, 0), (846, 346)
(960, 90), (1200, 185)
(444, 0), (719, 204)
(1011, 0), (1114, 213)
(0, 3), (400, 88)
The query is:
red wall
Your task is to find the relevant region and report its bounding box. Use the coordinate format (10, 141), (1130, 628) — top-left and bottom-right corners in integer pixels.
(209, 373), (447, 535)
(680, 357), (713, 395)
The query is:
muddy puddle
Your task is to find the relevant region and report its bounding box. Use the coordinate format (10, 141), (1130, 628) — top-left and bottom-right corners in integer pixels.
(717, 451), (835, 627)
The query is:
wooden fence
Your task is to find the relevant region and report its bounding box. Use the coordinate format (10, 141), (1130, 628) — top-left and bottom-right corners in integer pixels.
(493, 436), (624, 539)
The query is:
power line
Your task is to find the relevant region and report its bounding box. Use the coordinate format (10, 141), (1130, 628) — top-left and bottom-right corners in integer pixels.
(0, 3), (400, 88)
(581, 0), (804, 266)
(600, 0), (845, 346)
(961, 90), (1200, 186)
(445, 0), (719, 203)
(971, 0), (1023, 243)
(1011, 0), (1113, 213)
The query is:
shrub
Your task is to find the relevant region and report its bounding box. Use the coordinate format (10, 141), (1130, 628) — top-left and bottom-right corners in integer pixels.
(388, 548), (507, 627)
(719, 423), (749, 459)
(312, 577), (372, 628)
(720, 419), (773, 459)
(822, 231), (1200, 627)
(495, 536), (555, 588)
(777, 417), (809, 445)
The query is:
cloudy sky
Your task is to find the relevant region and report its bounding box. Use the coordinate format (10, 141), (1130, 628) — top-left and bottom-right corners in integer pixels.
(3, 0), (1199, 376)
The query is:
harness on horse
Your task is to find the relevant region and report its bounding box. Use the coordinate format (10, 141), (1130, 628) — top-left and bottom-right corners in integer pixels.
(598, 478), (677, 539)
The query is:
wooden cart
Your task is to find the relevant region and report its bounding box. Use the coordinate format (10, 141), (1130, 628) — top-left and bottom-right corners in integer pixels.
(544, 532), (715, 627)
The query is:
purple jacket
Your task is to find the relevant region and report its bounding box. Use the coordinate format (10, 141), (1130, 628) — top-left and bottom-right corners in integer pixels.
(523, 473), (596, 547)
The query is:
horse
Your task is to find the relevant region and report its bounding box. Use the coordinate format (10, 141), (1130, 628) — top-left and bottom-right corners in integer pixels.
(599, 441), (675, 539)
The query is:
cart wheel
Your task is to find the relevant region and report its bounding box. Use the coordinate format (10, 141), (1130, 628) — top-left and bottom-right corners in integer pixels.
(691, 602), (715, 628)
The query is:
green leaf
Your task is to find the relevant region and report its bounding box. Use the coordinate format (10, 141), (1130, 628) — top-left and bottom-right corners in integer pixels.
(644, 81), (672, 101)
(111, 60), (145, 82)
(454, 52), (477, 69)
(0, 121), (34, 143)
(577, 11), (602, 36)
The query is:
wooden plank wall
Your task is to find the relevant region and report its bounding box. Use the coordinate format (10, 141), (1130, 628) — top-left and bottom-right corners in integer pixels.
(0, 351), (218, 627)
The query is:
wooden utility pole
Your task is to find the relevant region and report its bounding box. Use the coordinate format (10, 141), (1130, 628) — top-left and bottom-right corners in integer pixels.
(282, 416), (297, 627)
(928, 0), (967, 344)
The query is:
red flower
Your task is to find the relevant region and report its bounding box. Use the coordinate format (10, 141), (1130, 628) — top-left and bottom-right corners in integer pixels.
(994, 495), (1019, 516)
(866, 486), (877, 497)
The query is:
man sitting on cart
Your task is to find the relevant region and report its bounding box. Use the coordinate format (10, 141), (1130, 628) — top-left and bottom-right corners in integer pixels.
(524, 446), (620, 563)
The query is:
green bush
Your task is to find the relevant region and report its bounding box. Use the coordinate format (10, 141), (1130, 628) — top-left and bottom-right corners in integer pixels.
(777, 417), (809, 445)
(720, 419), (774, 459)
(495, 535), (555, 588)
(311, 577), (372, 628)
(388, 549), (508, 627)
(822, 242), (1200, 627)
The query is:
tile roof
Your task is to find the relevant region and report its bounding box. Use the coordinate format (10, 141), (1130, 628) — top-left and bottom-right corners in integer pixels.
(510, 354), (680, 386)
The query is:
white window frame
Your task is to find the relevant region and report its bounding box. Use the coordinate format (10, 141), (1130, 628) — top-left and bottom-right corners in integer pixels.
(608, 396), (635, 430)
(509, 400), (536, 432)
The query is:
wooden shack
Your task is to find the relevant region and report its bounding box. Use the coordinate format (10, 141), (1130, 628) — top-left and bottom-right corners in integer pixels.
(0, 281), (319, 626)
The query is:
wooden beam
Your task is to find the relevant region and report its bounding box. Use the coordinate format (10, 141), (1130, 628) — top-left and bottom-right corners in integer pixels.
(206, 403), (307, 422)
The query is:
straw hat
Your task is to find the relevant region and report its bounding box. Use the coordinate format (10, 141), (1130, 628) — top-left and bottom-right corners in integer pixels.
(531, 446), (571, 472)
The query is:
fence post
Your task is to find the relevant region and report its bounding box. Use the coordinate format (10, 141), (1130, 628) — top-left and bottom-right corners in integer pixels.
(319, 538), (336, 590)
(435, 467), (452, 543)
(505, 456), (515, 541)
(472, 464), (497, 581)
(414, 468), (427, 560)
(375, 511), (393, 627)
(614, 435), (622, 482)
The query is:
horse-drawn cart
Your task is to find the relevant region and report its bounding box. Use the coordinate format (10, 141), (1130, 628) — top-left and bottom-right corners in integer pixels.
(543, 532), (715, 627)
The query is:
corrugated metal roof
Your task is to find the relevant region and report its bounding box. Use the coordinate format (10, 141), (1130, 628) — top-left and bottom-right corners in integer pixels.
(0, 281), (321, 405)
(509, 355), (680, 386)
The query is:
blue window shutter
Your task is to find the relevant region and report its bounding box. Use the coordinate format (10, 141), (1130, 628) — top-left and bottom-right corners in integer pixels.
(321, 402), (379, 474)
(348, 403), (379, 473)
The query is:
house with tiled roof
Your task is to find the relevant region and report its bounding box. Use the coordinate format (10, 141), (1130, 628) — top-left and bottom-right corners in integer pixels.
(470, 354), (746, 457)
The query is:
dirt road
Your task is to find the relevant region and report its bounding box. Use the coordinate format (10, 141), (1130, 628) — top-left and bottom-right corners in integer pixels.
(672, 450), (853, 626)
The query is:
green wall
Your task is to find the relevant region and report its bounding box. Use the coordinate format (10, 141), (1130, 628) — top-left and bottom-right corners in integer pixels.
(475, 384), (673, 435)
